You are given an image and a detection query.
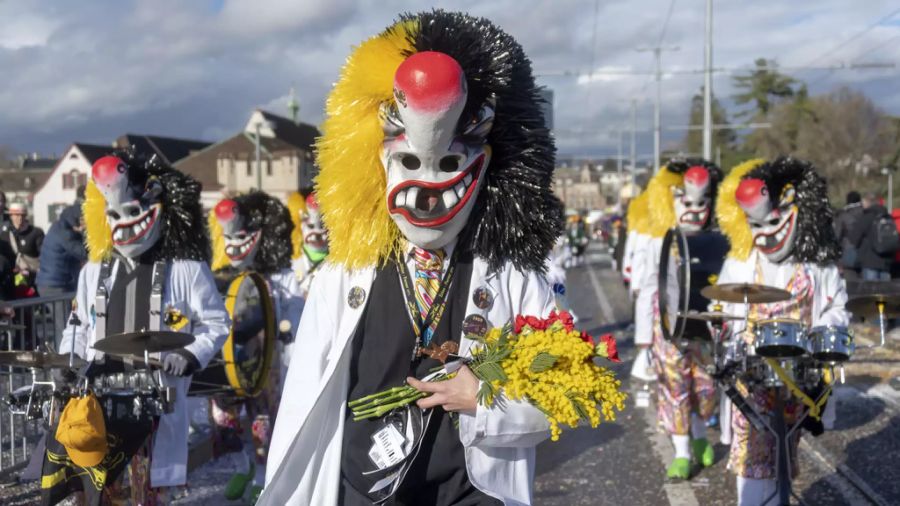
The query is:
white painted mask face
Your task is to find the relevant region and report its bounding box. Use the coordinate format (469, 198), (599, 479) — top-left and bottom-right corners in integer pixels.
(92, 156), (163, 259)
(381, 51), (494, 250)
(736, 178), (798, 263)
(672, 166), (712, 233)
(214, 199), (261, 269)
(301, 194), (328, 259)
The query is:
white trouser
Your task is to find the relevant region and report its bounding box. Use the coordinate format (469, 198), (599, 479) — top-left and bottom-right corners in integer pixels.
(737, 476), (776, 505)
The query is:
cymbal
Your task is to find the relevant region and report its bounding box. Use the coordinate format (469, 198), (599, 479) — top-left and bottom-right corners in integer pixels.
(92, 331), (194, 356)
(846, 294), (900, 319)
(0, 351), (86, 369)
(701, 283), (792, 304)
(680, 311), (743, 323)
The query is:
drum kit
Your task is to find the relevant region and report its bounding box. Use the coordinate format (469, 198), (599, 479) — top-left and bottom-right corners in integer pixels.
(1, 330), (194, 425)
(684, 282), (894, 505)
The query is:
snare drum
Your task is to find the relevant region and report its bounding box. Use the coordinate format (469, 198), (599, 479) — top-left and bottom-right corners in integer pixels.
(190, 272), (275, 398)
(745, 357), (784, 388)
(807, 326), (854, 363)
(754, 318), (807, 358)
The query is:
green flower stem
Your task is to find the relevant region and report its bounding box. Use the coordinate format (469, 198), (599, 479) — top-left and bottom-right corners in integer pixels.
(352, 391), (428, 421)
(348, 386), (412, 408)
(351, 388), (422, 414)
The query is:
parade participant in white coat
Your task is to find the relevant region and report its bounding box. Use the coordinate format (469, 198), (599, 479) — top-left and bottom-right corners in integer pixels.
(635, 159), (726, 480)
(288, 191), (328, 298)
(715, 157), (848, 505)
(260, 10), (564, 506)
(207, 192), (303, 502)
(47, 150), (229, 505)
(625, 191), (656, 382)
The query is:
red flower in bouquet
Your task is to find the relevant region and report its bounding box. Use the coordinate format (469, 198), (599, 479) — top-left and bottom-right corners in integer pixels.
(596, 333), (621, 362)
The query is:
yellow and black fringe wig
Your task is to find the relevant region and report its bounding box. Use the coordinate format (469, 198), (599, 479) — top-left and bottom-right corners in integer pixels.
(208, 191), (293, 275)
(626, 191), (649, 236)
(717, 157), (840, 264)
(316, 10), (562, 272)
(644, 158), (723, 238)
(83, 147), (209, 263)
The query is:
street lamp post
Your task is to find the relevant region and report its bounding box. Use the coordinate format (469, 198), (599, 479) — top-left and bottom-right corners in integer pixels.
(882, 166), (896, 212)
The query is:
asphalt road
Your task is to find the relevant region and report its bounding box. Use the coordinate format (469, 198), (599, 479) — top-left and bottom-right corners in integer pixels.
(6, 244), (900, 505)
(533, 245), (900, 506)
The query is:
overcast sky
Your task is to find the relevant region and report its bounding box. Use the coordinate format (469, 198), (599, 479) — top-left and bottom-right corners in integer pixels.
(1, 0), (898, 161)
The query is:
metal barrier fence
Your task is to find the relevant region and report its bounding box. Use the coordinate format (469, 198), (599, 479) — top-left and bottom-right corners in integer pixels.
(0, 292), (74, 477)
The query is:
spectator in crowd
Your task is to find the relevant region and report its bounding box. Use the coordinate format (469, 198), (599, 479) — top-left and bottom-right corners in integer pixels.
(849, 192), (898, 281)
(1, 203), (44, 295)
(0, 238), (16, 300)
(36, 205), (86, 295)
(0, 191), (8, 228)
(834, 191), (863, 279)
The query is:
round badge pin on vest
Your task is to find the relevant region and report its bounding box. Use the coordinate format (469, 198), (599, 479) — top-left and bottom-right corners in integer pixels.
(462, 314), (488, 338)
(472, 286), (494, 310)
(348, 287), (367, 309)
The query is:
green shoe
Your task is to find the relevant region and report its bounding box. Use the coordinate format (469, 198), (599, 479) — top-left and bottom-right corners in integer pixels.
(249, 485), (263, 504)
(692, 438), (714, 468)
(666, 457), (691, 480)
(224, 462), (254, 500)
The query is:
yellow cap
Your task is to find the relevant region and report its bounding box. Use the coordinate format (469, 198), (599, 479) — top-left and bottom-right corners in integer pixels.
(55, 393), (107, 468)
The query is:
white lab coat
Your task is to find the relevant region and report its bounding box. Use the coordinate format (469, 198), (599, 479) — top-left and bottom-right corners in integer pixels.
(715, 251), (850, 333)
(260, 258), (555, 506)
(268, 267), (306, 386)
(59, 259), (230, 487)
(626, 232), (652, 297)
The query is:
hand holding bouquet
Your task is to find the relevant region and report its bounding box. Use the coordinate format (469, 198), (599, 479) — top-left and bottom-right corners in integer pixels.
(349, 311), (626, 441)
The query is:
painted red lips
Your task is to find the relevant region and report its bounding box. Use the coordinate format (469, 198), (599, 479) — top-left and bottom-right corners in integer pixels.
(387, 154), (485, 227)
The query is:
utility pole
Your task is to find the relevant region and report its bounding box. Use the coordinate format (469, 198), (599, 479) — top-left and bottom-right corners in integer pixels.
(638, 45), (679, 173)
(702, 0), (713, 160)
(617, 129), (623, 206)
(630, 99), (637, 187)
(255, 122), (262, 191)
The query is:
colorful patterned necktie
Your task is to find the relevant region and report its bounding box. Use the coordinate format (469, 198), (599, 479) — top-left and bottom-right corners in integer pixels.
(413, 247), (445, 345)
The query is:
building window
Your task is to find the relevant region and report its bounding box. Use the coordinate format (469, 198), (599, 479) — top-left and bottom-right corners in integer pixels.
(266, 160), (272, 177)
(247, 163), (253, 177)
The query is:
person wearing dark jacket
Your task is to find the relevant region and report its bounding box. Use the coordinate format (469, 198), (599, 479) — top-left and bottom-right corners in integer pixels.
(1, 202), (44, 295)
(848, 192), (894, 281)
(834, 191), (863, 279)
(36, 205), (86, 294)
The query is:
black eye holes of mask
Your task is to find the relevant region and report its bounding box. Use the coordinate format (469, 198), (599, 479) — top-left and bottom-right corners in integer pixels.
(379, 99), (496, 144)
(105, 180), (163, 221)
(748, 186), (796, 229)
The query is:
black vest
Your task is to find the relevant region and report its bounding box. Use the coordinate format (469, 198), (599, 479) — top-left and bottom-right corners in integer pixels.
(339, 250), (500, 505)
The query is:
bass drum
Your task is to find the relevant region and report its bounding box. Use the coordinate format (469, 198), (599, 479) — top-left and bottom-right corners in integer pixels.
(189, 272), (276, 398)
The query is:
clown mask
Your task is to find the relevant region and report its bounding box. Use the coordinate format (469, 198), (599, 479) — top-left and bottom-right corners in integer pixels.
(92, 156), (164, 259)
(736, 178), (798, 263)
(381, 51), (494, 250)
(214, 199), (262, 269)
(301, 194), (328, 262)
(672, 166), (712, 233)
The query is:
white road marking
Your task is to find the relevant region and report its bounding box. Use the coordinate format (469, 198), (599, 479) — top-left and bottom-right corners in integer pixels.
(586, 258), (616, 324)
(637, 386), (700, 506)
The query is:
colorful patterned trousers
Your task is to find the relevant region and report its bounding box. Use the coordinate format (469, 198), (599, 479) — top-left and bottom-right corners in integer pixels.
(652, 330), (716, 436)
(728, 383), (801, 479)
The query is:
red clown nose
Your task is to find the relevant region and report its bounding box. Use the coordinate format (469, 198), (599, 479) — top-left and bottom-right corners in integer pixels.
(735, 178), (771, 220)
(305, 193), (319, 211)
(394, 51), (465, 112)
(92, 156), (126, 186)
(214, 199), (238, 223)
(684, 166), (710, 187)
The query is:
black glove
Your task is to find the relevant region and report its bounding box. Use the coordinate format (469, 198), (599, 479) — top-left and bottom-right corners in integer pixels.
(163, 349), (201, 377)
(51, 365), (77, 386)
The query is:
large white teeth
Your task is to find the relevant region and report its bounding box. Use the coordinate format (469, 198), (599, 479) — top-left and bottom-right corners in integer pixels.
(442, 189), (459, 208)
(114, 228), (125, 241)
(755, 236), (766, 247)
(395, 190), (407, 208)
(454, 183), (465, 198)
(406, 187), (419, 208)
(463, 174), (472, 186)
